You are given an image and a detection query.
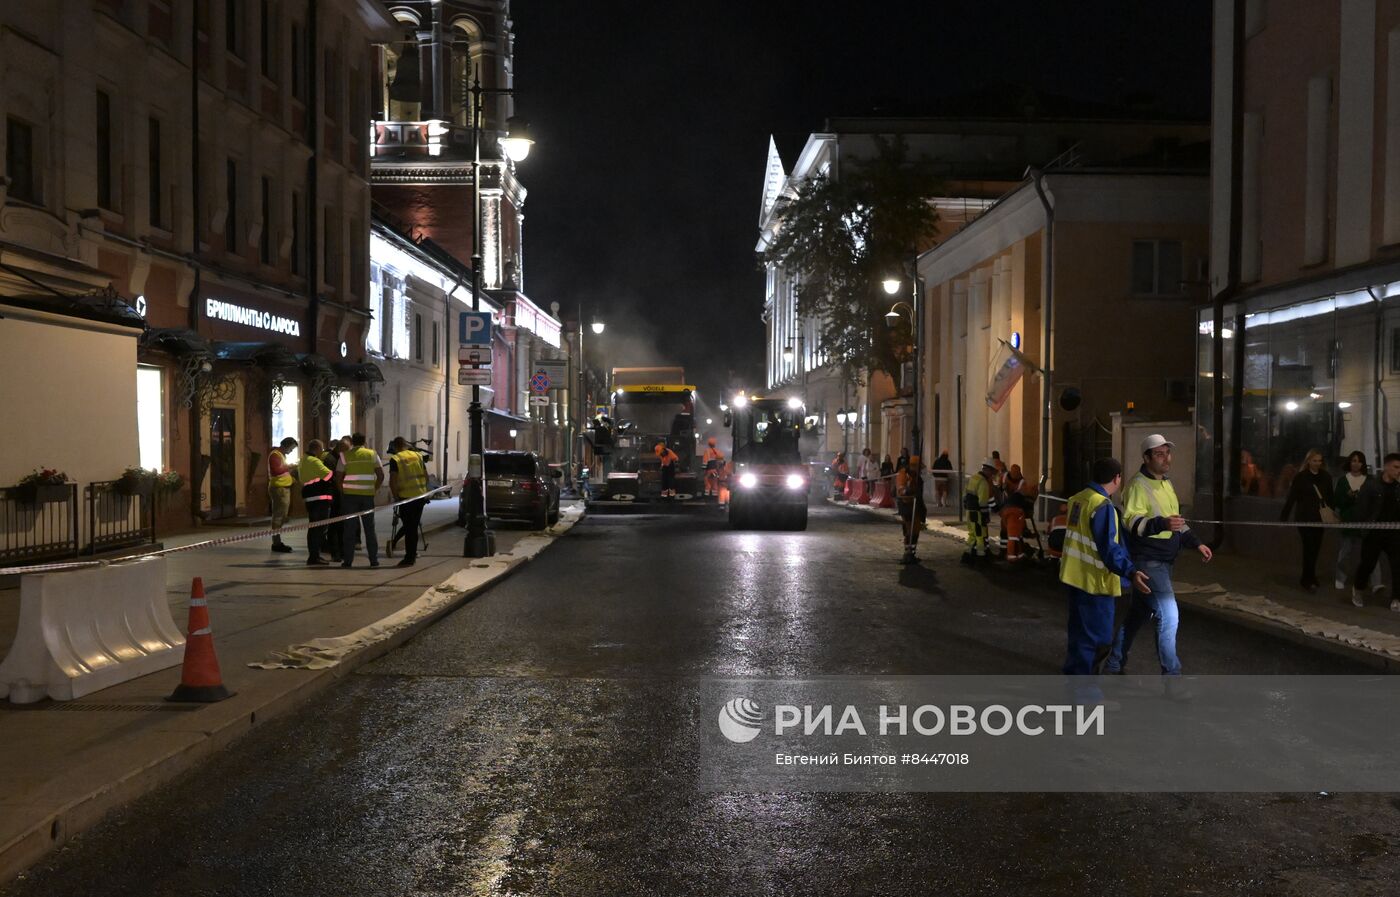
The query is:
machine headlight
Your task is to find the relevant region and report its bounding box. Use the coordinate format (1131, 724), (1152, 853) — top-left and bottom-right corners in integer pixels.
(785, 474), (805, 490)
(739, 472), (758, 489)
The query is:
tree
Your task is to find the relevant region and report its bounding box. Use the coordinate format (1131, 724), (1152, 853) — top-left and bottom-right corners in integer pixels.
(762, 136), (942, 385)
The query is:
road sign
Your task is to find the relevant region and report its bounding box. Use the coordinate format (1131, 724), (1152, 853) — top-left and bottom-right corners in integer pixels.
(458, 347), (488, 365)
(457, 367), (492, 386)
(529, 395), (550, 406)
(529, 371), (551, 394)
(458, 311), (493, 346)
(534, 358), (568, 383)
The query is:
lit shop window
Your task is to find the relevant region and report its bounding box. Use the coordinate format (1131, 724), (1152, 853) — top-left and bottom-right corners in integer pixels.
(137, 365), (164, 470)
(272, 383), (301, 463)
(329, 387), (352, 441)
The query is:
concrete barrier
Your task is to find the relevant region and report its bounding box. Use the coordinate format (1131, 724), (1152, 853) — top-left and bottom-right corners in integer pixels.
(871, 478), (895, 508)
(0, 557), (183, 703)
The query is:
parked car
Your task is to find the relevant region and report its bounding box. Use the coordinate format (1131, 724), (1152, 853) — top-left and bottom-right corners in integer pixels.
(458, 450), (561, 530)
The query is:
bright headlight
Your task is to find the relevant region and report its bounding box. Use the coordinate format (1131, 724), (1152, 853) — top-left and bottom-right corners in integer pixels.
(785, 474), (805, 490)
(739, 472), (758, 489)
(787, 396), (803, 410)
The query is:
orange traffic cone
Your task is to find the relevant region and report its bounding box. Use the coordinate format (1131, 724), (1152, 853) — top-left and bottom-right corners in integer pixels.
(168, 577), (233, 703)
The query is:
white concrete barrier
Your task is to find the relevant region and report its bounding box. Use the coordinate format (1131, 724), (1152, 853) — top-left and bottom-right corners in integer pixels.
(0, 557), (184, 703)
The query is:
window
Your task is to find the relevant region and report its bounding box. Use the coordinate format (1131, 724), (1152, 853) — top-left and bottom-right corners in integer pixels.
(271, 384), (300, 463)
(366, 263), (384, 354)
(290, 22), (306, 102)
(323, 50), (339, 120)
(225, 159), (239, 254)
(414, 313), (423, 361)
(148, 118), (163, 228)
(259, 176), (272, 264)
(226, 0), (242, 56)
(323, 206), (336, 287)
(1391, 327), (1400, 375)
(348, 218), (363, 298)
(259, 0), (274, 78)
(136, 365), (164, 470)
(290, 190), (303, 275)
(330, 387), (352, 440)
(96, 90), (115, 211)
(1304, 75), (1332, 266)
(432, 321), (440, 366)
(1130, 240), (1184, 296)
(6, 117), (38, 204)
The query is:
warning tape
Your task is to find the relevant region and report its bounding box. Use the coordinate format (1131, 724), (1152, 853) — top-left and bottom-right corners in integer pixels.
(1032, 490), (1400, 531)
(0, 486), (454, 577)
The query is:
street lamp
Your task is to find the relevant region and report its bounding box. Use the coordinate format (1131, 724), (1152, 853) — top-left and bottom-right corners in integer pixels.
(464, 68), (534, 558)
(782, 343), (795, 363)
(881, 268), (923, 466)
(591, 319), (605, 335)
(881, 277), (902, 296)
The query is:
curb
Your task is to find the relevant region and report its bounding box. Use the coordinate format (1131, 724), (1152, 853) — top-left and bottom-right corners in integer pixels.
(825, 497), (1399, 672)
(0, 510), (583, 885)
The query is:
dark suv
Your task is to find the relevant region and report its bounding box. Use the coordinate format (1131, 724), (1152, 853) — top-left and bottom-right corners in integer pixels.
(458, 451), (561, 529)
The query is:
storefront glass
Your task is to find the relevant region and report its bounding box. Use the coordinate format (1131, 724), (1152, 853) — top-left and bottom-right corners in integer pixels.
(137, 365), (164, 471)
(272, 383), (302, 462)
(330, 387), (352, 442)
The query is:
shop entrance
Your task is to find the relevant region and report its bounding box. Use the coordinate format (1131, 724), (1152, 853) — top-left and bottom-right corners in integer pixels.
(209, 406), (237, 519)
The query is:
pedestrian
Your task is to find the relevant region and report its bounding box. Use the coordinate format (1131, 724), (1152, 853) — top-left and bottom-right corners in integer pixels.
(860, 447), (875, 494)
(296, 439), (335, 566)
(1351, 452), (1400, 610)
(896, 447), (910, 472)
(387, 436), (430, 568)
(1102, 434), (1213, 678)
(267, 437), (298, 553)
(655, 441), (679, 498)
(1279, 448), (1333, 591)
(961, 459), (998, 564)
(932, 450), (952, 507)
(1333, 450), (1370, 591)
(335, 432), (383, 568)
(896, 454), (927, 564)
(1059, 457), (1151, 675)
(880, 454), (894, 479)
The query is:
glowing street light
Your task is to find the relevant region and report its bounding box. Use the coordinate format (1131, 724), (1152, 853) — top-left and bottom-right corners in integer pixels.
(591, 319), (605, 335)
(500, 116), (534, 162)
(881, 277), (902, 295)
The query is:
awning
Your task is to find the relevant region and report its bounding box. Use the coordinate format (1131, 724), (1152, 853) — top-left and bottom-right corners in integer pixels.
(141, 328), (212, 357)
(213, 341), (301, 370)
(486, 407), (531, 424)
(0, 289), (143, 330)
(334, 360), (385, 383)
(298, 353), (335, 378)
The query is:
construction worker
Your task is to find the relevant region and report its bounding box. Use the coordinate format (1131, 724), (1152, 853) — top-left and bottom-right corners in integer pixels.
(717, 458), (732, 508)
(896, 454), (928, 564)
(961, 459), (998, 565)
(1104, 435), (1213, 678)
(335, 433), (383, 568)
(702, 437), (725, 499)
(999, 465), (1031, 562)
(319, 439), (345, 561)
(655, 441), (679, 498)
(387, 436), (430, 568)
(1047, 503), (1068, 560)
(267, 437), (298, 553)
(1059, 457), (1151, 675)
(296, 439), (335, 566)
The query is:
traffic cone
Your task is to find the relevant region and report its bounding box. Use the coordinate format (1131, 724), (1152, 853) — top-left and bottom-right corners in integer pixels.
(168, 577), (233, 703)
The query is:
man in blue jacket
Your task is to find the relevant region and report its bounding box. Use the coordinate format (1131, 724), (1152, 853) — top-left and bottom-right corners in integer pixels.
(1059, 457), (1151, 675)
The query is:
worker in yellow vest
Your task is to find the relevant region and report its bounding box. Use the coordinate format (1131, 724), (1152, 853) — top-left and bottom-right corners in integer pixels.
(388, 436), (431, 568)
(296, 438), (335, 566)
(267, 437), (298, 553)
(334, 432), (383, 568)
(961, 459), (998, 565)
(1059, 457), (1151, 675)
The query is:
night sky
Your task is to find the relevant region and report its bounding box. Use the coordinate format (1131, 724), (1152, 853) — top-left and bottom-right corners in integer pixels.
(511, 1), (1212, 402)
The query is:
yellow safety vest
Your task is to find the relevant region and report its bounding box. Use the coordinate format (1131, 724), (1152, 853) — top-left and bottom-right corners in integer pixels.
(392, 450), (429, 499)
(1058, 487), (1124, 596)
(1122, 472), (1183, 541)
(341, 446), (381, 496)
(268, 449), (294, 488)
(965, 471), (992, 510)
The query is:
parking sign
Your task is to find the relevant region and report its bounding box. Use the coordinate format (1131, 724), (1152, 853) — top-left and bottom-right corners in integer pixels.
(458, 311), (493, 346)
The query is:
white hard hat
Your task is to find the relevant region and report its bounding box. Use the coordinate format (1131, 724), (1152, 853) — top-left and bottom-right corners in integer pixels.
(1140, 433), (1175, 454)
(981, 458), (997, 470)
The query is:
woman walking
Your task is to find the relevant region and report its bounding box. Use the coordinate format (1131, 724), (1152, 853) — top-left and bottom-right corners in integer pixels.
(1333, 450), (1371, 591)
(1280, 449), (1333, 591)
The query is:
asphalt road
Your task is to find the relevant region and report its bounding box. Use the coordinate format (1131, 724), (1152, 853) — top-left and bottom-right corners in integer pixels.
(7, 504), (1400, 896)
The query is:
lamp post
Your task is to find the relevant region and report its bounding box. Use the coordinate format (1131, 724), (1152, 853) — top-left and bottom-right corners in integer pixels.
(574, 308), (604, 487)
(464, 67), (534, 558)
(882, 264), (923, 464)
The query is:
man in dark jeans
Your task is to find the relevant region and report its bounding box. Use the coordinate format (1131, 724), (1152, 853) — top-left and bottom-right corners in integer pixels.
(1352, 452), (1400, 610)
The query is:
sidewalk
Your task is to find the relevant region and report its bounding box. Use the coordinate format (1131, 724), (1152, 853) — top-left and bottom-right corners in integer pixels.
(0, 497), (583, 884)
(827, 496), (1400, 670)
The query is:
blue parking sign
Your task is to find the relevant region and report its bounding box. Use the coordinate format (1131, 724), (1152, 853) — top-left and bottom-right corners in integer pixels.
(459, 311), (493, 346)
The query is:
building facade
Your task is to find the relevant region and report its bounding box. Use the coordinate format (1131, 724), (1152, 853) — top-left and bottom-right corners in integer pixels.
(1201, 0), (1400, 554)
(0, 0), (395, 532)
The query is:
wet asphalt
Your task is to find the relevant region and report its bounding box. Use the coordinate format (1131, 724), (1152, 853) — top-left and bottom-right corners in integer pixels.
(6, 504), (1400, 897)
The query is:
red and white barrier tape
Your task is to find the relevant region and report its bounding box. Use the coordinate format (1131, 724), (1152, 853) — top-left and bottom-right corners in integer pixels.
(1032, 490), (1400, 530)
(0, 486), (454, 577)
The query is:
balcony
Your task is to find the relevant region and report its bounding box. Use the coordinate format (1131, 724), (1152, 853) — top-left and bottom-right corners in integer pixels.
(371, 120), (471, 159)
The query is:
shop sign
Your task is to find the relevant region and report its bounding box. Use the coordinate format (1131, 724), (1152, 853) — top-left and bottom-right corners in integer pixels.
(204, 298), (301, 336)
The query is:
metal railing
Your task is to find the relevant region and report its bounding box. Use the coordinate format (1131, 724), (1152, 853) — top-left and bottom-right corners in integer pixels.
(84, 481), (156, 555)
(0, 484), (80, 565)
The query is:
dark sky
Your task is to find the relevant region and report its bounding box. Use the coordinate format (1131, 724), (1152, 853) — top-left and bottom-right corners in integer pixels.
(511, 1), (1211, 402)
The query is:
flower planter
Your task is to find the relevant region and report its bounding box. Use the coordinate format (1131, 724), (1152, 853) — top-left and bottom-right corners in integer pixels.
(117, 478), (155, 498)
(16, 483), (69, 506)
